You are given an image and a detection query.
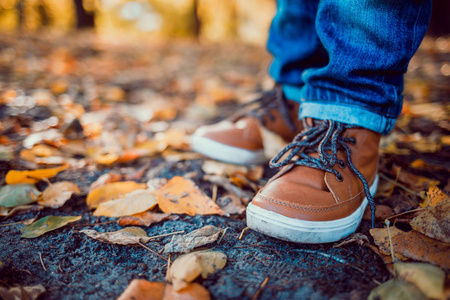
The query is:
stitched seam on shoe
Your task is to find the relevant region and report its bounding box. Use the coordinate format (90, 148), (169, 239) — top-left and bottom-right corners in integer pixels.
(257, 193), (361, 213)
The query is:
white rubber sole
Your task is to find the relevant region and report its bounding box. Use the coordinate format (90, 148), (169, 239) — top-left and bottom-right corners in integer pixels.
(190, 135), (267, 165)
(246, 175), (379, 244)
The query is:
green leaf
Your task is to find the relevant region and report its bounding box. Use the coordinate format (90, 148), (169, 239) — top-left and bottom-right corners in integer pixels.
(0, 184), (40, 208)
(20, 215), (81, 238)
(368, 279), (427, 300)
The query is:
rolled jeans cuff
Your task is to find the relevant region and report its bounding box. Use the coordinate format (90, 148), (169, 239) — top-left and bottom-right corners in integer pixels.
(299, 101), (397, 135)
(282, 84), (303, 103)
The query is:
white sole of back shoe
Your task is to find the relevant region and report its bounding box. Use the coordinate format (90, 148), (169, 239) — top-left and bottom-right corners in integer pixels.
(246, 175), (379, 244)
(190, 135), (267, 165)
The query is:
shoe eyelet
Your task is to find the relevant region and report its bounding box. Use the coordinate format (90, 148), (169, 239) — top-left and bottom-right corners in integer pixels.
(336, 175), (344, 182)
(350, 138), (357, 145)
(338, 161), (346, 169)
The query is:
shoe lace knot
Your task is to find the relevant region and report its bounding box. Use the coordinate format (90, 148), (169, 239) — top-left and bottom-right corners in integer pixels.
(270, 119), (377, 228)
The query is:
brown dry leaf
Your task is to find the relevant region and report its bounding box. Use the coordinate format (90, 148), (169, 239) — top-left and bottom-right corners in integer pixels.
(0, 284), (46, 300)
(168, 250), (227, 291)
(362, 205), (394, 221)
(156, 176), (224, 216)
(370, 227), (450, 268)
(216, 194), (246, 215)
(86, 181), (147, 209)
(117, 280), (210, 300)
(59, 139), (88, 156)
(419, 186), (449, 208)
(118, 211), (170, 227)
(93, 189), (158, 217)
(394, 262), (446, 300)
(81, 227), (151, 245)
(0, 205), (42, 217)
(411, 192), (450, 243)
(38, 182), (80, 208)
(6, 165), (68, 184)
(396, 170), (440, 192)
(164, 225), (223, 253)
(90, 172), (123, 191)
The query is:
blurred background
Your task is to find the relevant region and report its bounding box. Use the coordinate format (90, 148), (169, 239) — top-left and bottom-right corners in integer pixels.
(0, 0), (448, 45)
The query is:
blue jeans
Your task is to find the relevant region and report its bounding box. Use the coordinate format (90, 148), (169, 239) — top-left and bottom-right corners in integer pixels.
(267, 0), (431, 134)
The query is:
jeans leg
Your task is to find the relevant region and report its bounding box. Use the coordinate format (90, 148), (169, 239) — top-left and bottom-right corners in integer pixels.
(267, 0), (328, 102)
(299, 0), (432, 134)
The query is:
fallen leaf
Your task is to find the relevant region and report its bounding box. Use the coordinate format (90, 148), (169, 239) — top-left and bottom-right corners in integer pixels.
(363, 205), (394, 221)
(86, 181), (147, 209)
(411, 193), (450, 243)
(162, 149), (203, 162)
(118, 211), (170, 227)
(0, 145), (13, 161)
(20, 215), (81, 238)
(23, 129), (62, 149)
(419, 186), (449, 208)
(38, 181), (80, 208)
(6, 165), (68, 184)
(90, 172), (123, 191)
(168, 250), (227, 291)
(156, 177), (224, 216)
(396, 170), (440, 193)
(394, 262), (446, 300)
(164, 225), (223, 253)
(81, 227), (150, 245)
(216, 194), (246, 215)
(155, 129), (189, 150)
(201, 161), (248, 177)
(0, 184), (41, 208)
(93, 189), (158, 217)
(0, 205), (42, 217)
(0, 284), (46, 300)
(368, 278), (427, 300)
(203, 175), (253, 205)
(117, 280), (210, 300)
(370, 227), (450, 268)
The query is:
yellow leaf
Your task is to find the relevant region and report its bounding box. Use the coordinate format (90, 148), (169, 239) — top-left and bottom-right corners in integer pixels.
(93, 189), (158, 217)
(368, 278), (426, 300)
(6, 165), (68, 184)
(156, 177), (224, 216)
(168, 250), (227, 291)
(38, 182), (80, 208)
(86, 181), (147, 209)
(419, 186), (448, 208)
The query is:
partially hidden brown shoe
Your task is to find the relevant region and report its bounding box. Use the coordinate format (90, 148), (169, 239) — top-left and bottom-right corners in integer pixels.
(246, 119), (380, 243)
(190, 85), (303, 165)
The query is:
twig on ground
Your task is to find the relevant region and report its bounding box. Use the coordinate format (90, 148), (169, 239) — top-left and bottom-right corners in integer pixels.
(238, 227), (250, 240)
(165, 254), (171, 281)
(252, 277), (269, 300)
(212, 184), (218, 202)
(386, 207), (425, 220)
(38, 252), (47, 271)
(0, 279), (10, 287)
(147, 230), (185, 241)
(138, 242), (168, 262)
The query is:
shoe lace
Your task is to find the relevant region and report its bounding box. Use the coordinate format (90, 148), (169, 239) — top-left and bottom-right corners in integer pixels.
(270, 119), (376, 228)
(232, 85), (297, 132)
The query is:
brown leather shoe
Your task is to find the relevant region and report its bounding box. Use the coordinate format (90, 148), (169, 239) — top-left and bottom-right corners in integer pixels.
(190, 86), (303, 165)
(246, 119), (380, 243)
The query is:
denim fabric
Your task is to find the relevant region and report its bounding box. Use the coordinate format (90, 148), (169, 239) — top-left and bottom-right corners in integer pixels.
(267, 0), (432, 134)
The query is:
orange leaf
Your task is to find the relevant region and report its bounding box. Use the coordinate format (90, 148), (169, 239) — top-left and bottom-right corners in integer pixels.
(93, 190), (158, 217)
(86, 181), (146, 209)
(156, 177), (224, 216)
(117, 280), (210, 300)
(419, 186), (449, 208)
(6, 165), (68, 184)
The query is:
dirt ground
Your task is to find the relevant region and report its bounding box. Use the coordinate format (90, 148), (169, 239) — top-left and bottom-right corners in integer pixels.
(0, 32), (449, 299)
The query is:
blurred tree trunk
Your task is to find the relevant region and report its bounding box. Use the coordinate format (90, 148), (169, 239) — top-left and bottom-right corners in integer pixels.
(427, 0), (450, 36)
(73, 0), (95, 29)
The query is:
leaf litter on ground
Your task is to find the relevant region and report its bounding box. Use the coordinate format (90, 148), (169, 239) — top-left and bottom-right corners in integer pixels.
(0, 284), (46, 300)
(0, 184), (40, 207)
(93, 189), (158, 217)
(5, 165), (68, 184)
(81, 227), (152, 245)
(118, 211), (171, 227)
(86, 181), (147, 209)
(38, 181), (80, 208)
(164, 225), (224, 253)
